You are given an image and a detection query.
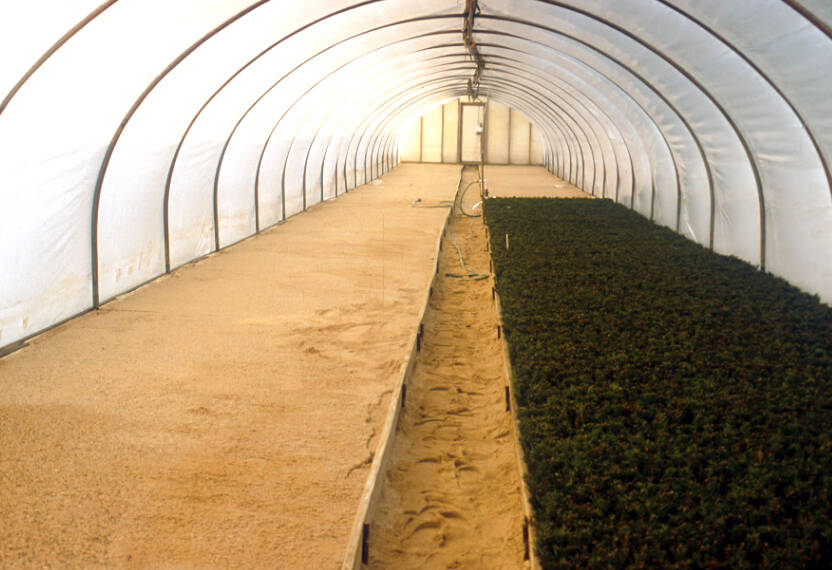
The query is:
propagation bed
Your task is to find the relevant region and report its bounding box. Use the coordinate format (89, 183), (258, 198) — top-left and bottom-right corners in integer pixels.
(0, 164), (581, 568)
(0, 164), (457, 568)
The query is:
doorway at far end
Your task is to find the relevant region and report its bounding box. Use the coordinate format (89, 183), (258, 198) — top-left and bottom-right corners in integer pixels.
(459, 101), (485, 165)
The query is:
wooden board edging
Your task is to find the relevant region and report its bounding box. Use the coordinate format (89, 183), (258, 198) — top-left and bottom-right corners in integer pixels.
(492, 258), (540, 570)
(341, 170), (460, 569)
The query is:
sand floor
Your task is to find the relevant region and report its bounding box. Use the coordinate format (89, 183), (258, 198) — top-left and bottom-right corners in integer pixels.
(368, 168), (526, 569)
(0, 163), (459, 568)
(483, 165), (592, 198)
(0, 164), (578, 568)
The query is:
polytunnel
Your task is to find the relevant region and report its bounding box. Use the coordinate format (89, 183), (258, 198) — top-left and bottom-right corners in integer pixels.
(2, 0), (832, 567)
(2, 0), (832, 351)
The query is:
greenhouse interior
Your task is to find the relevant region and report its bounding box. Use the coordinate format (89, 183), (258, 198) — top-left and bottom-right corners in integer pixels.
(2, 1), (832, 568)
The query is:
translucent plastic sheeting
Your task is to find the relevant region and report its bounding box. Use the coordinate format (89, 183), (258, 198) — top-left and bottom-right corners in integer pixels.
(593, 0), (832, 299)
(478, 2), (761, 263)
(479, 91), (569, 177)
(218, 19), (462, 245)
(137, 4), (461, 271)
(345, 75), (469, 181)
(789, 1), (832, 34)
(509, 111), (531, 165)
(0, 1), (106, 105)
(99, 1), (321, 298)
(478, 34), (639, 204)
(0, 1), (232, 344)
(483, 61), (650, 210)
(481, 38), (672, 231)
(488, 33), (710, 243)
(391, 94), (468, 162)
(442, 101), (459, 163)
(2, 0), (832, 353)
(421, 106), (443, 162)
(274, 43), (465, 219)
(531, 125), (545, 164)
(667, 0), (832, 297)
(319, 59), (468, 191)
(486, 102), (510, 164)
(0, 0), (466, 350)
(486, 71), (616, 197)
(400, 120), (421, 162)
(481, 0), (832, 295)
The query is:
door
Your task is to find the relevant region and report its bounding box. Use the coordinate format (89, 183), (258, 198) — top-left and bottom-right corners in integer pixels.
(458, 102), (485, 164)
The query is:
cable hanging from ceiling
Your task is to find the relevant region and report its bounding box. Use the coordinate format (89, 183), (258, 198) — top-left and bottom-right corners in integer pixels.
(463, 0), (483, 100)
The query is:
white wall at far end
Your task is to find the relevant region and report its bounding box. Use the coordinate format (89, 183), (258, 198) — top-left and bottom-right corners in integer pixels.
(399, 98), (544, 165)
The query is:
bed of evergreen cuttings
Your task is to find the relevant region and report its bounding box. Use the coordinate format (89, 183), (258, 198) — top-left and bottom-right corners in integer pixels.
(485, 198), (832, 569)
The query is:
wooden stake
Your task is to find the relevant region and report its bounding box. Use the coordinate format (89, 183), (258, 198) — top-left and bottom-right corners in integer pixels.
(362, 524), (370, 564)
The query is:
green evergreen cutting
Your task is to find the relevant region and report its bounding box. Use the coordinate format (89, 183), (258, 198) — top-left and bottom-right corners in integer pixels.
(486, 198), (832, 569)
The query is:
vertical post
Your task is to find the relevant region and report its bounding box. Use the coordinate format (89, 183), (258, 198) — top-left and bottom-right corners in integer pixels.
(361, 524), (370, 564)
(419, 115), (424, 163)
(440, 103), (445, 164)
(302, 159), (307, 211)
(507, 107), (512, 165)
(482, 100), (488, 165)
(456, 99), (463, 164)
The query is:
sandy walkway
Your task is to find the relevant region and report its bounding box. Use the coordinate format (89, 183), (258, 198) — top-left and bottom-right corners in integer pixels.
(483, 165), (592, 198)
(368, 170), (526, 568)
(0, 164), (458, 568)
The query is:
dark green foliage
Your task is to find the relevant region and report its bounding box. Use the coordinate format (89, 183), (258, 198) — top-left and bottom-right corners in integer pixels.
(485, 198), (832, 569)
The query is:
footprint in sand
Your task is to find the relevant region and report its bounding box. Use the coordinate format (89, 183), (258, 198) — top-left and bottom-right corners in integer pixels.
(369, 213), (526, 569)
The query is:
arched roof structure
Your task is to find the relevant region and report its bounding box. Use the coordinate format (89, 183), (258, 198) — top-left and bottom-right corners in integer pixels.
(1, 0), (831, 352)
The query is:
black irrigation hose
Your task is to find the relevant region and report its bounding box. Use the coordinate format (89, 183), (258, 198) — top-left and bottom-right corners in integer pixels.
(411, 199), (454, 208)
(446, 206), (489, 281)
(445, 271), (489, 280)
(411, 168), (488, 280)
(456, 179), (485, 218)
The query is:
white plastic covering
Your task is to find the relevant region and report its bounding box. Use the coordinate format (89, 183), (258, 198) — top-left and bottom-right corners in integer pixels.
(1, 0), (831, 352)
